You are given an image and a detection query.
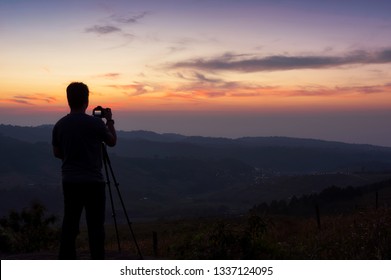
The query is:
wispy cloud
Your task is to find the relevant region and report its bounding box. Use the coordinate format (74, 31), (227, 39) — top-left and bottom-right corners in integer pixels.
(105, 71), (391, 104)
(175, 71), (224, 84)
(107, 83), (154, 96)
(85, 25), (121, 35)
(85, 11), (148, 38)
(183, 83), (391, 100)
(280, 83), (391, 97)
(174, 70), (271, 95)
(14, 95), (57, 103)
(3, 94), (57, 105)
(110, 11), (148, 24)
(170, 48), (391, 72)
(94, 73), (121, 79)
(7, 99), (33, 105)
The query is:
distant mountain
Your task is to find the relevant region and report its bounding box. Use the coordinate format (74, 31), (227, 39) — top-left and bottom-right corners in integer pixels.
(117, 130), (186, 142)
(111, 138), (391, 174)
(0, 124), (53, 143)
(2, 123), (391, 174)
(1, 124), (391, 220)
(0, 124), (186, 143)
(0, 134), (59, 187)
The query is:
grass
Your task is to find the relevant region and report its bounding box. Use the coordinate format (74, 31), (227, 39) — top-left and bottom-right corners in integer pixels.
(1, 203), (390, 259)
(111, 207), (391, 259)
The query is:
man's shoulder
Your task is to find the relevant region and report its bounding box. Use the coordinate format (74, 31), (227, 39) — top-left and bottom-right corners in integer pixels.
(86, 114), (106, 127)
(53, 114), (69, 128)
(53, 113), (106, 133)
(55, 113), (101, 123)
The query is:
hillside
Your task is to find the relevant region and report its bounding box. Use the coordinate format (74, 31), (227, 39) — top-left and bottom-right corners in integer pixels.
(1, 124), (391, 220)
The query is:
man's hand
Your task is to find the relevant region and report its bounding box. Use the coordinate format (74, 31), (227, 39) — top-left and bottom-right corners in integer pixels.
(104, 108), (117, 147)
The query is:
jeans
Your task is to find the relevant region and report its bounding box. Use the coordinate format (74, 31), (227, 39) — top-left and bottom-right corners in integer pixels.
(59, 181), (106, 260)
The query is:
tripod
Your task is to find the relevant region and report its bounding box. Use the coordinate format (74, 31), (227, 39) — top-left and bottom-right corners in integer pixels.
(102, 143), (143, 259)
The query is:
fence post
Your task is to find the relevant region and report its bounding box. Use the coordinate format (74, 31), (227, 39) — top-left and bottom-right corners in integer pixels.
(153, 231), (158, 257)
(376, 191), (379, 210)
(315, 203), (321, 230)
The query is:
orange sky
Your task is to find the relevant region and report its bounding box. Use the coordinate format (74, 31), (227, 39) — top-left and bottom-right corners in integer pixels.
(1, 0), (391, 145)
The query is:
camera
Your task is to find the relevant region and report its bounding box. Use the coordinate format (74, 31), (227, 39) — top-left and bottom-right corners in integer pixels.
(92, 106), (111, 118)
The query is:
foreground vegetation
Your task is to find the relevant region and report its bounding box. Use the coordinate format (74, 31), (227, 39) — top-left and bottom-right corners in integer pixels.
(120, 206), (390, 259)
(0, 202), (58, 254)
(1, 184), (391, 259)
(115, 180), (391, 259)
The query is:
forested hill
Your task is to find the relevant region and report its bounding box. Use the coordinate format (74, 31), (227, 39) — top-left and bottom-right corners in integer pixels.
(1, 124), (391, 219)
(1, 124), (391, 174)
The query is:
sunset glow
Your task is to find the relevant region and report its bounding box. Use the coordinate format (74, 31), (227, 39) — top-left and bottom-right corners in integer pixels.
(1, 0), (391, 145)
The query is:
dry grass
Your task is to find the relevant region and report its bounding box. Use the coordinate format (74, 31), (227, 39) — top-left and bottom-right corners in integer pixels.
(2, 207), (390, 259)
(116, 207), (391, 259)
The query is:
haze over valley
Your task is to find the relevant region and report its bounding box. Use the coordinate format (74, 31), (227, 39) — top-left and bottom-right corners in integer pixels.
(1, 124), (391, 220)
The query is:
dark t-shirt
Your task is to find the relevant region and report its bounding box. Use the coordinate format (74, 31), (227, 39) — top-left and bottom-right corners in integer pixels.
(52, 113), (111, 183)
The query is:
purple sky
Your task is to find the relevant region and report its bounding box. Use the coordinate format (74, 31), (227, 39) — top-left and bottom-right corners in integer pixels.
(1, 0), (391, 146)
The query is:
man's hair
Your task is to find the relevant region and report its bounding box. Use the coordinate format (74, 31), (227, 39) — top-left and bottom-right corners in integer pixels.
(66, 82), (89, 109)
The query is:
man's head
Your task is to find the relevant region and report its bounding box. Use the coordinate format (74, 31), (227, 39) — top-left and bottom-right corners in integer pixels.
(66, 82), (89, 111)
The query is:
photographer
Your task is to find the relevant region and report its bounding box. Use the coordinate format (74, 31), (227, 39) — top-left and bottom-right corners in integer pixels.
(52, 82), (117, 259)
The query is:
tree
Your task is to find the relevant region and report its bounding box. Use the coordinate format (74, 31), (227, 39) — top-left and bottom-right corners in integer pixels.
(0, 202), (58, 253)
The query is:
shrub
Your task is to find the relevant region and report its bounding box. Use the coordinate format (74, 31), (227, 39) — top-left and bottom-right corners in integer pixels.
(0, 202), (59, 253)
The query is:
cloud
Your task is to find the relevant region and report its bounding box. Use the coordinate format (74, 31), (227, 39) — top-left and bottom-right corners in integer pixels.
(285, 83), (391, 97)
(7, 99), (33, 105)
(170, 48), (391, 72)
(165, 79), (391, 101)
(85, 25), (121, 35)
(3, 94), (57, 105)
(107, 84), (153, 96)
(14, 95), (57, 103)
(193, 72), (223, 84)
(111, 11), (148, 24)
(85, 11), (148, 38)
(169, 70), (279, 100)
(175, 71), (224, 84)
(95, 73), (121, 79)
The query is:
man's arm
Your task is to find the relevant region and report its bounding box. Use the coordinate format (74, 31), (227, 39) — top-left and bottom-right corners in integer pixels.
(105, 120), (117, 147)
(52, 125), (64, 159)
(104, 109), (117, 147)
(53, 145), (64, 159)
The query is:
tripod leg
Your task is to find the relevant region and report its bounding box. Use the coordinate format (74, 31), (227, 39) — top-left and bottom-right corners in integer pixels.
(103, 147), (121, 252)
(102, 144), (143, 259)
(112, 178), (143, 259)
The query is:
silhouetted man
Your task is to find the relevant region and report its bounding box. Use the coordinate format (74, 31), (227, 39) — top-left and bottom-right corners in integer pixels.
(52, 82), (117, 259)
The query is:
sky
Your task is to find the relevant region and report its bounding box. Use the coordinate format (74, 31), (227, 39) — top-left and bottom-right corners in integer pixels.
(1, 0), (391, 146)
